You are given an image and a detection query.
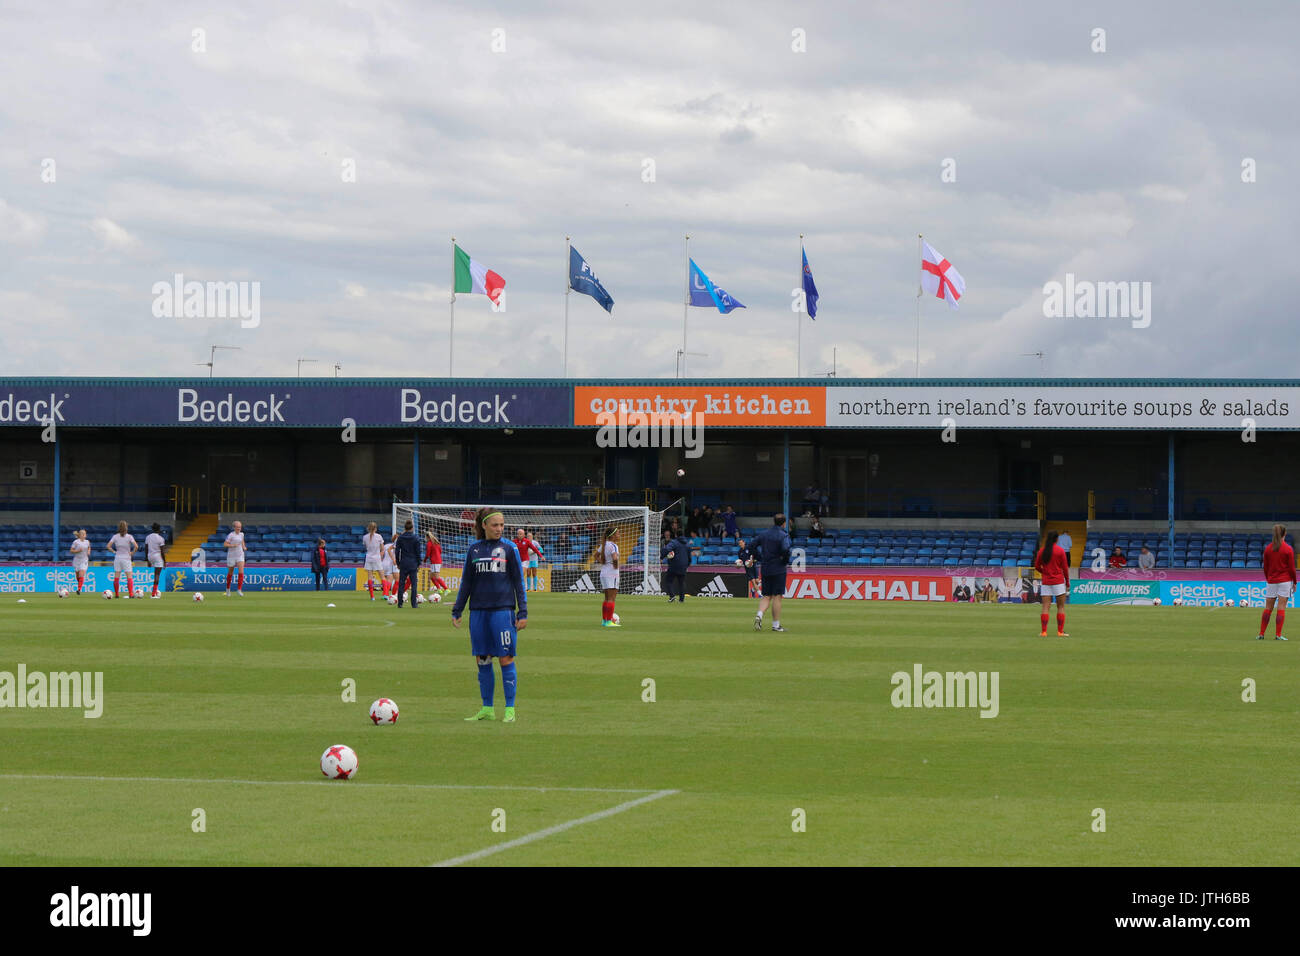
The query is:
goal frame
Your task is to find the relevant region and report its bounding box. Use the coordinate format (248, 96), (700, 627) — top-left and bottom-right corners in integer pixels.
(393, 501), (655, 588)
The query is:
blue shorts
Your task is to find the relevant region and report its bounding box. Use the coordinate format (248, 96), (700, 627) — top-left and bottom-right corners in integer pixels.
(469, 608), (518, 658)
(761, 572), (787, 597)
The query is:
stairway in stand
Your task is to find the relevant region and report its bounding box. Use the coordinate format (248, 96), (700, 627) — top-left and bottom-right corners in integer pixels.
(171, 513), (219, 561)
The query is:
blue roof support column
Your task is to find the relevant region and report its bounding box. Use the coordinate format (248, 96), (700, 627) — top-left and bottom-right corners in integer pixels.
(412, 431), (420, 504)
(783, 431), (790, 519)
(52, 433), (61, 562)
(1167, 433), (1175, 553)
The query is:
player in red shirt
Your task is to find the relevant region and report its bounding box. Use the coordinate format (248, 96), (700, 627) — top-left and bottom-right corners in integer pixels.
(1033, 530), (1071, 638)
(1258, 523), (1295, 640)
(425, 531), (449, 592)
(513, 528), (543, 591)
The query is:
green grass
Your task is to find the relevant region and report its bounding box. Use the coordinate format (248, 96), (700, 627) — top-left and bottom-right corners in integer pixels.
(1, 590), (1298, 865)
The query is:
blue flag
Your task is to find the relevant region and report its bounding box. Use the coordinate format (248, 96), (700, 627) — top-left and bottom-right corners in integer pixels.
(689, 259), (745, 313)
(802, 248), (819, 320)
(569, 246), (614, 314)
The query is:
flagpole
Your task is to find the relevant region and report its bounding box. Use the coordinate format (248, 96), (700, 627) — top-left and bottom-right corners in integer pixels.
(798, 234), (804, 378)
(449, 236), (456, 377)
(682, 234), (690, 379)
(915, 233), (923, 378)
(564, 236), (571, 377)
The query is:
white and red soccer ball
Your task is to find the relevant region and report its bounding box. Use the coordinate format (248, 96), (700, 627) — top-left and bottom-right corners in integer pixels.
(428, 592), (442, 604)
(193, 592), (205, 603)
(612, 612), (621, 624)
(369, 698), (399, 725)
(102, 590), (113, 600)
(57, 587), (69, 598)
(320, 744), (358, 780)
(1151, 597), (1162, 606)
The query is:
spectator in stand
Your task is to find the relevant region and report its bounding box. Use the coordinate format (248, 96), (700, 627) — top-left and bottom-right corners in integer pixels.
(1057, 529), (1073, 569)
(722, 505), (739, 542)
(809, 516), (830, 539)
(710, 507), (725, 539)
(801, 484), (820, 515)
(1108, 546), (1127, 569)
(668, 517), (683, 538)
(686, 507), (702, 537)
(311, 538), (330, 590)
(1138, 546), (1155, 570)
(699, 505), (715, 541)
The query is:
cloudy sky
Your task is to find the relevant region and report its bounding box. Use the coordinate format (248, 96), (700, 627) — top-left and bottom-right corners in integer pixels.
(0, 1), (1295, 381)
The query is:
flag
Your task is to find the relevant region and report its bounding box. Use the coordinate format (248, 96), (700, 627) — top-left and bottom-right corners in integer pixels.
(920, 239), (964, 309)
(801, 247), (819, 319)
(689, 259), (745, 313)
(453, 245), (505, 305)
(569, 246), (614, 314)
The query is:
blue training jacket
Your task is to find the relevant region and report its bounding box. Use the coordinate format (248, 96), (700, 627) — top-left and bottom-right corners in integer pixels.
(754, 525), (792, 575)
(451, 537), (528, 620)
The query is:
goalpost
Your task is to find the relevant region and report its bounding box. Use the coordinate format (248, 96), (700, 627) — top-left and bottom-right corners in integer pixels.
(393, 502), (665, 596)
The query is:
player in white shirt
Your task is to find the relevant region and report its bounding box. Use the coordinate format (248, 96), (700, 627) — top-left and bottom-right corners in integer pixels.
(384, 534), (409, 600)
(105, 521), (138, 599)
(68, 529), (91, 595)
(144, 522), (167, 598)
(596, 525), (620, 628)
(223, 520), (247, 596)
(362, 521), (386, 600)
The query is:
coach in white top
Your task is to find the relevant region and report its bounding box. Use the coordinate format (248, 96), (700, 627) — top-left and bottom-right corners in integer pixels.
(106, 521), (137, 599)
(145, 523), (167, 599)
(224, 520), (247, 596)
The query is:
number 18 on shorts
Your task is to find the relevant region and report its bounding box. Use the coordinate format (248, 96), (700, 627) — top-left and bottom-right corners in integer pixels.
(470, 608), (518, 658)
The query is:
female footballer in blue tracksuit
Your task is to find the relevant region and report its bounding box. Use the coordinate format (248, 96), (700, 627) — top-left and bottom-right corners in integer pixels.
(452, 507), (528, 723)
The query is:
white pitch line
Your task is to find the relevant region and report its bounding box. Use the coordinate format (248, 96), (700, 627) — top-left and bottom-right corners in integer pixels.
(0, 773), (659, 795)
(430, 788), (680, 867)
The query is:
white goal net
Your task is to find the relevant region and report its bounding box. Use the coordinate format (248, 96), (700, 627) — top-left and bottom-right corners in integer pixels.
(393, 502), (664, 596)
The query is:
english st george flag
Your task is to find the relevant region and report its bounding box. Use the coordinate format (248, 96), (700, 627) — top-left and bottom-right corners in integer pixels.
(920, 239), (964, 310)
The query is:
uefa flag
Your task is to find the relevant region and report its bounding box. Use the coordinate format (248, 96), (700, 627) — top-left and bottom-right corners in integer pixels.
(802, 248), (819, 320)
(569, 246), (614, 314)
(688, 259), (745, 314)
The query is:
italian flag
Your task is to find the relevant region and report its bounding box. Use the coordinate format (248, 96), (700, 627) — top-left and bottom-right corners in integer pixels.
(453, 244), (505, 305)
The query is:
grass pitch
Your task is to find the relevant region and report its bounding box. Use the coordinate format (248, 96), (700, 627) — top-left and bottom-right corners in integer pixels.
(1, 590), (1297, 866)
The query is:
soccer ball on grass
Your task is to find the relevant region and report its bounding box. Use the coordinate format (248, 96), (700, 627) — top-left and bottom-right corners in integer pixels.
(102, 590), (113, 599)
(369, 698), (399, 725)
(193, 592), (204, 603)
(1152, 597), (1162, 606)
(612, 612), (621, 624)
(57, 588), (69, 598)
(320, 744), (358, 780)
(1173, 597), (1184, 606)
(428, 592), (442, 604)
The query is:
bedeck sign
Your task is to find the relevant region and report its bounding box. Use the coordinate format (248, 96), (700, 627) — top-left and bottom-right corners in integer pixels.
(782, 572), (950, 601)
(0, 382), (570, 428)
(574, 386), (824, 428)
